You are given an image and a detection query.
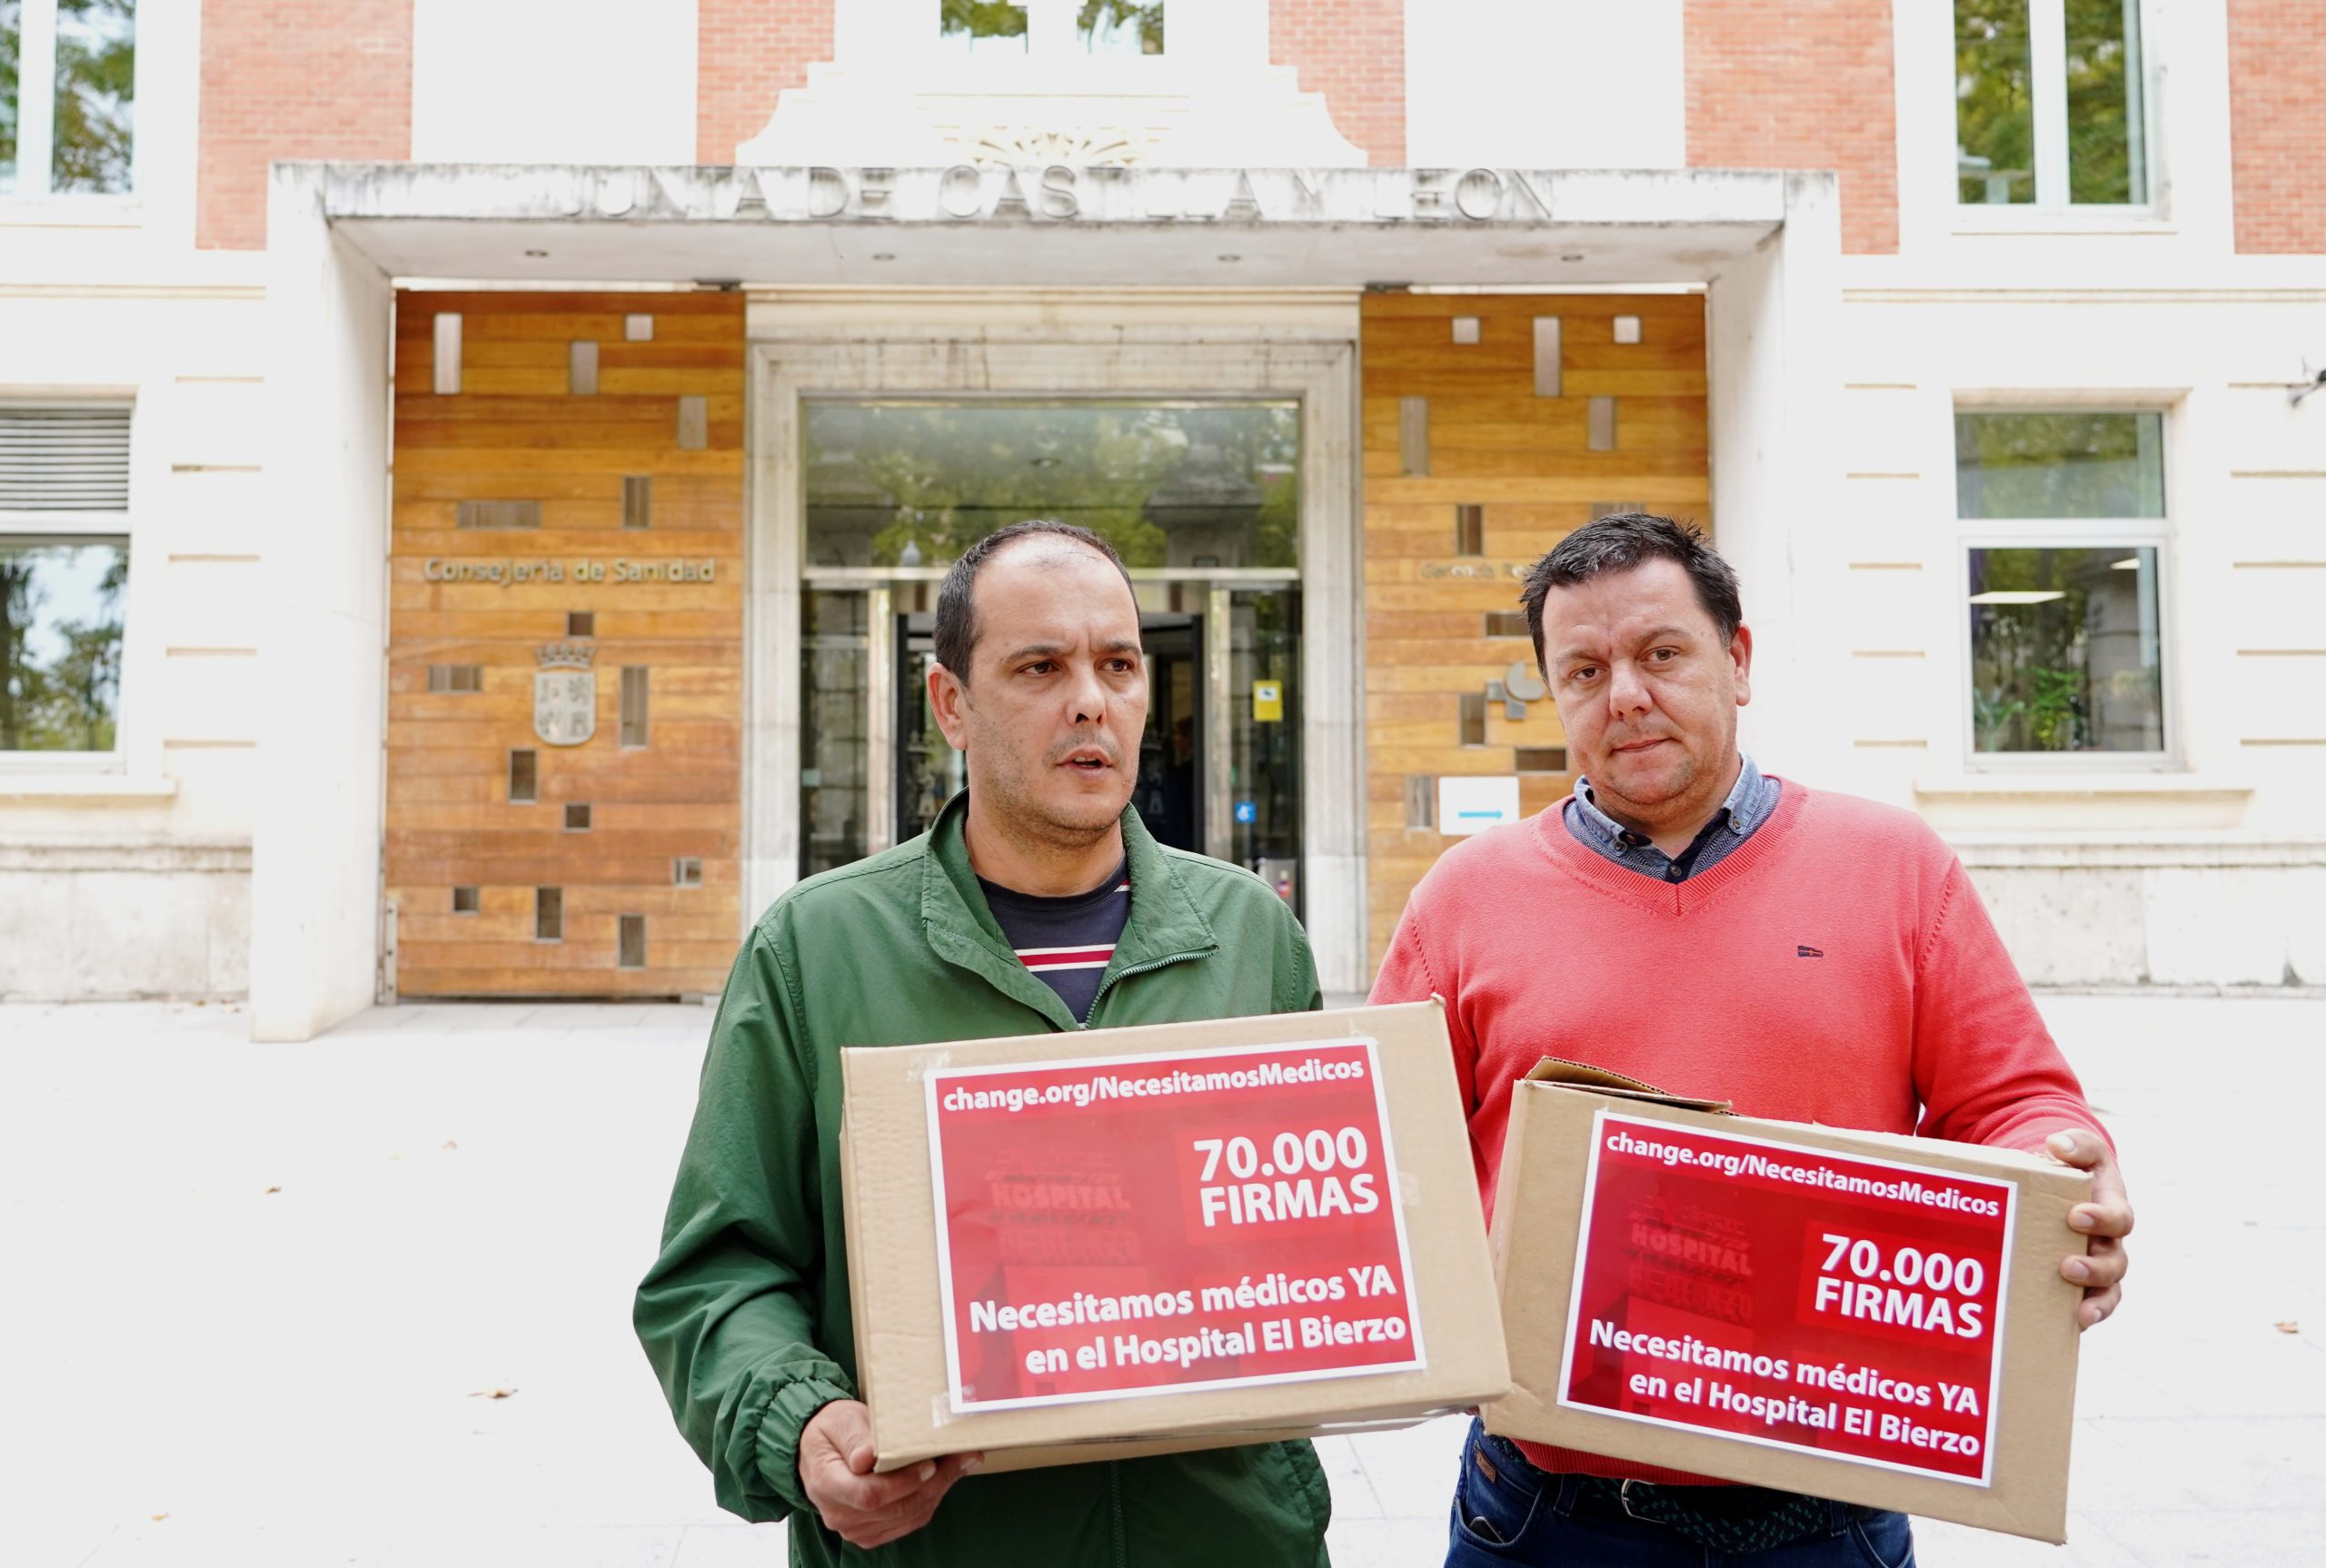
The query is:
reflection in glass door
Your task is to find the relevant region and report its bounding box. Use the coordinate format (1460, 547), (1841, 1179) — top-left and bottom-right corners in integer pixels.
(1225, 588), (1302, 904)
(1128, 615), (1203, 852)
(799, 590), (870, 878)
(895, 611), (965, 843)
(797, 399), (1305, 910)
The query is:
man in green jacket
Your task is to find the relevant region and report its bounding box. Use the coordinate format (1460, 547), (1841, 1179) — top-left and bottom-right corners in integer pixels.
(635, 521), (1330, 1566)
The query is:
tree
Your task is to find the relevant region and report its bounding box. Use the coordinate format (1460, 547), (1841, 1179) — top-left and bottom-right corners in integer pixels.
(51, 0), (135, 194)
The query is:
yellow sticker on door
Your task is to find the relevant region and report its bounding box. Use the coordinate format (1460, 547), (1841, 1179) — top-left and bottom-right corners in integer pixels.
(1252, 680), (1284, 722)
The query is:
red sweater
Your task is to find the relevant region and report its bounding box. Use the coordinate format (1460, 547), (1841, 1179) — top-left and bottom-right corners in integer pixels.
(1369, 782), (2105, 1484)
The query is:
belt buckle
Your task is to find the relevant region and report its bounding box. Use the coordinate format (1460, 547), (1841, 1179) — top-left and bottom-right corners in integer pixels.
(1618, 1479), (1654, 1523)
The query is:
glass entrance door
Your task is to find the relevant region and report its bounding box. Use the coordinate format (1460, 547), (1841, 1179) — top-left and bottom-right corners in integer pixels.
(795, 398), (1306, 907)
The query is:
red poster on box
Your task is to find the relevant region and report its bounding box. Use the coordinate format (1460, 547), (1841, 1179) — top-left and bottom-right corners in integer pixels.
(924, 1038), (1423, 1413)
(1560, 1112), (2017, 1485)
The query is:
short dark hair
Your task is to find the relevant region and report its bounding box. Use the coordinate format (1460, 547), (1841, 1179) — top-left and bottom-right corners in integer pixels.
(934, 521), (1136, 682)
(1518, 512), (1743, 680)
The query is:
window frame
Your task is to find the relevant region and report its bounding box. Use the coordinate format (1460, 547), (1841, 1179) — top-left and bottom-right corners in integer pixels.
(1, 396), (139, 772)
(1952, 0), (2158, 225)
(1, 0), (142, 207)
(1950, 404), (2178, 773)
(935, 0), (1168, 65)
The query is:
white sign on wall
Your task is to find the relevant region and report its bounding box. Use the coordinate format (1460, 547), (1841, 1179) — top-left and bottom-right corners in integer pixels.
(1438, 776), (1521, 836)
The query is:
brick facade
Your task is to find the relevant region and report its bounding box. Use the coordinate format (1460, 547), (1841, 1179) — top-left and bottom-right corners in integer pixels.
(696, 0), (835, 164)
(1683, 0), (1898, 255)
(2227, 0), (2326, 253)
(196, 0), (413, 252)
(1270, 0), (1404, 167)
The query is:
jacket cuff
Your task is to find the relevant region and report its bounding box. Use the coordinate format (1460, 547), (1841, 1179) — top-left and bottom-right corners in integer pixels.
(751, 1366), (860, 1516)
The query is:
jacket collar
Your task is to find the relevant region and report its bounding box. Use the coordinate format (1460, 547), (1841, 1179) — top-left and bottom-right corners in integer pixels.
(919, 791), (1218, 1029)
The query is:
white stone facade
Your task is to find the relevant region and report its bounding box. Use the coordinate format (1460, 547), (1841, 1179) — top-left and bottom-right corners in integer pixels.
(1, 1), (2319, 1021)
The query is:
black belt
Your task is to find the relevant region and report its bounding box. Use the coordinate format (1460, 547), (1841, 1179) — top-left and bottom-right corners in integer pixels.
(1568, 1474), (1839, 1554)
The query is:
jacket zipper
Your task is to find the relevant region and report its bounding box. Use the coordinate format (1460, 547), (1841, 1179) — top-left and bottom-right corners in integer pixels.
(1109, 1458), (1128, 1568)
(1080, 948), (1209, 1027)
(1089, 939), (1205, 1565)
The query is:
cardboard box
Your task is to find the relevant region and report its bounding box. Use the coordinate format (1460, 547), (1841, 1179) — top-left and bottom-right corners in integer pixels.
(840, 1000), (1510, 1473)
(1484, 1060), (2092, 1542)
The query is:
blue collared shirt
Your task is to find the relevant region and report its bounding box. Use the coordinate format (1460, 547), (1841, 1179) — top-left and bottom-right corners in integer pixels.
(1565, 754), (1780, 885)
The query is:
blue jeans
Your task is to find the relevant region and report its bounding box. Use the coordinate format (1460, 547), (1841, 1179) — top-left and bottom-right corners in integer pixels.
(1447, 1421), (1915, 1568)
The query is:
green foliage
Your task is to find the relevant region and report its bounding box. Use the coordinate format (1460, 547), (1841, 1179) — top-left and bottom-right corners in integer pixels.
(1079, 0), (1163, 53)
(52, 0), (134, 194)
(0, 547), (124, 752)
(1954, 412), (2162, 519)
(939, 1), (1163, 54)
(2, 4), (22, 180)
(806, 403), (1298, 571)
(1956, 0), (2141, 206)
(2064, 0), (2137, 204)
(1955, 1), (2033, 203)
(939, 0), (1028, 40)
(1968, 551), (2098, 753)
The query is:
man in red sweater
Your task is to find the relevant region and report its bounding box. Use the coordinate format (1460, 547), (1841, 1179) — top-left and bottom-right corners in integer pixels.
(1369, 513), (2132, 1568)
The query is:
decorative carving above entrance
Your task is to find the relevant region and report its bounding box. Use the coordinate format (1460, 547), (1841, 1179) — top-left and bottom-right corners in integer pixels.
(957, 124), (1157, 169)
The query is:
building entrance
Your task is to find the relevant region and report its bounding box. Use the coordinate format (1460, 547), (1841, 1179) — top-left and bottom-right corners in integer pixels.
(795, 398), (1305, 908)
(805, 585), (1303, 907)
(881, 598), (1300, 875)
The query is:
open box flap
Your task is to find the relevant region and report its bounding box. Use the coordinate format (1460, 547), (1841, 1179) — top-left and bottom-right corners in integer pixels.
(1520, 1055), (1734, 1115)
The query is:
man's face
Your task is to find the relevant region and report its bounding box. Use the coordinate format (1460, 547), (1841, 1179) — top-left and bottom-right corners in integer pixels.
(929, 540), (1148, 846)
(1538, 557), (1752, 833)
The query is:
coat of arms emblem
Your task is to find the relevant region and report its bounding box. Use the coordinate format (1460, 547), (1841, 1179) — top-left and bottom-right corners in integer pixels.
(534, 640), (596, 746)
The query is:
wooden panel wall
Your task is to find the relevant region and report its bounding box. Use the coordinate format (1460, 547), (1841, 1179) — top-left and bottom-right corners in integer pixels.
(1361, 293), (1710, 970)
(386, 292), (745, 997)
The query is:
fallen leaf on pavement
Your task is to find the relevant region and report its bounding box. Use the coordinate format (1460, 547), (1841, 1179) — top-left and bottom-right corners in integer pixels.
(441, 1140), (459, 1151)
(470, 1386), (519, 1399)
(2276, 1321), (2301, 1335)
(264, 1186), (281, 1195)
(151, 1513), (168, 1522)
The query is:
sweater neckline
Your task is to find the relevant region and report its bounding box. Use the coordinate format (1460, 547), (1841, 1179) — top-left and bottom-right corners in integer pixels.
(1529, 781), (1812, 915)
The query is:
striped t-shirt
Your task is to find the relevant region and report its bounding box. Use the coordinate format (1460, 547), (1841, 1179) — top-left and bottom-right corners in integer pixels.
(977, 859), (1130, 1024)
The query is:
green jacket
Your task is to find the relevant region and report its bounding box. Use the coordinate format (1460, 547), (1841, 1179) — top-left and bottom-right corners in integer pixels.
(634, 797), (1330, 1568)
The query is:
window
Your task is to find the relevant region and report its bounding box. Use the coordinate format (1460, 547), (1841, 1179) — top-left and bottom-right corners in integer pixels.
(2, 402), (132, 757)
(1079, 2), (1163, 55)
(1, 0), (136, 199)
(1457, 691), (1486, 748)
(617, 913), (647, 968)
(535, 886), (562, 941)
(457, 500), (540, 530)
(939, 2), (1162, 58)
(452, 886), (480, 914)
(1, 538), (125, 750)
(620, 666), (648, 748)
(940, 1), (1027, 55)
(1955, 411), (2166, 759)
(1955, 0), (2145, 211)
(804, 401), (1298, 571)
(1404, 774), (1435, 829)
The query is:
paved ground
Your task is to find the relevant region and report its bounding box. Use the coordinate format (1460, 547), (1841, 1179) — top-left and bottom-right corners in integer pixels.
(1, 991), (2318, 1567)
